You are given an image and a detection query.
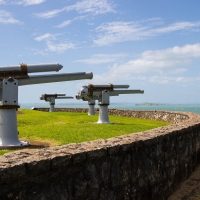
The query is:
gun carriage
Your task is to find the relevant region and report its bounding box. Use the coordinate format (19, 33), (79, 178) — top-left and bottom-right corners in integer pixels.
(40, 93), (73, 112)
(0, 63), (93, 147)
(76, 84), (144, 123)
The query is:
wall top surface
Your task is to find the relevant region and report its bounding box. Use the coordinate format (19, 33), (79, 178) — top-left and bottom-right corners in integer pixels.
(0, 110), (199, 169)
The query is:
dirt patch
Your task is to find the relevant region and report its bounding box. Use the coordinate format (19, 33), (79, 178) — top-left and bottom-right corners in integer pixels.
(0, 140), (50, 150)
(26, 140), (51, 148)
(168, 165), (200, 200)
(17, 111), (25, 114)
(57, 122), (66, 125)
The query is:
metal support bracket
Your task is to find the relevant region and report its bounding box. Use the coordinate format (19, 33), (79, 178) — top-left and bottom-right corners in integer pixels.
(1, 78), (18, 106)
(98, 91), (110, 105)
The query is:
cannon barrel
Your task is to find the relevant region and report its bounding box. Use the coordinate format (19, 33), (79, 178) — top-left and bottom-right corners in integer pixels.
(41, 94), (66, 97)
(88, 84), (129, 89)
(0, 63), (63, 73)
(111, 89), (144, 94)
(0, 72), (93, 88)
(40, 94), (66, 100)
(56, 97), (74, 99)
(40, 95), (73, 100)
(92, 89), (144, 96)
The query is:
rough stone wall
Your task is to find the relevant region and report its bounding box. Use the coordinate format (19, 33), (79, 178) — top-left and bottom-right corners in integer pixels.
(33, 107), (189, 123)
(0, 110), (200, 200)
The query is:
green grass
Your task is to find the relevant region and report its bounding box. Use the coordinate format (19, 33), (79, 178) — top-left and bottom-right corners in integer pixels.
(0, 109), (169, 155)
(17, 109), (169, 144)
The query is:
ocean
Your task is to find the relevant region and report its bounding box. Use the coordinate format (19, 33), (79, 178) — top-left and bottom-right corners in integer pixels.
(20, 103), (200, 115)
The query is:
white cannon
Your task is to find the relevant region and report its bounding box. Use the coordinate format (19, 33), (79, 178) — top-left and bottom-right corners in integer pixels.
(0, 63), (93, 147)
(40, 93), (73, 112)
(76, 93), (119, 115)
(76, 84), (144, 123)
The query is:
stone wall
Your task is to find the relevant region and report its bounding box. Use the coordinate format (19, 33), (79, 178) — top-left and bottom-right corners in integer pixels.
(33, 107), (189, 123)
(0, 109), (200, 199)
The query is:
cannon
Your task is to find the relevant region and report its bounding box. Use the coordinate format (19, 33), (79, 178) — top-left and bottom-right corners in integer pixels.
(76, 84), (123, 115)
(76, 93), (119, 115)
(40, 93), (73, 112)
(0, 63), (93, 147)
(76, 84), (144, 123)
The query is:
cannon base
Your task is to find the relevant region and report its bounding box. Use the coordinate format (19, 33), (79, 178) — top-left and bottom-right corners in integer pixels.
(0, 140), (30, 147)
(49, 104), (55, 112)
(97, 105), (112, 124)
(88, 104), (95, 115)
(0, 109), (29, 147)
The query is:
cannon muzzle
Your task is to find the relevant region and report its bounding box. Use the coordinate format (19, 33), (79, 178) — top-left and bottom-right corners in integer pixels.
(0, 63), (63, 73)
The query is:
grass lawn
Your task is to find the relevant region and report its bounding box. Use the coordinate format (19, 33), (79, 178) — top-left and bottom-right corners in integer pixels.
(0, 109), (169, 155)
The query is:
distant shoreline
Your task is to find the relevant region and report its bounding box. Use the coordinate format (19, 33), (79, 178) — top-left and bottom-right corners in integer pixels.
(135, 102), (167, 106)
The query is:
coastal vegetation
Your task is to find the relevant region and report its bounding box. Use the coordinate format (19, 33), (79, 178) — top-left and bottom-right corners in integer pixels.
(0, 109), (169, 155)
(135, 102), (167, 106)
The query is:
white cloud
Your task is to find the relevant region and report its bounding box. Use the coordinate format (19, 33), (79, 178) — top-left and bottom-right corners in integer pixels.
(34, 33), (56, 41)
(20, 0), (46, 6)
(148, 76), (200, 84)
(91, 43), (200, 83)
(35, 0), (115, 19)
(0, 0), (6, 4)
(46, 41), (75, 53)
(94, 20), (200, 46)
(149, 76), (180, 84)
(92, 73), (148, 85)
(112, 43), (200, 74)
(141, 43), (200, 62)
(75, 53), (128, 64)
(0, 10), (23, 24)
(34, 33), (75, 53)
(93, 74), (200, 85)
(55, 20), (72, 28)
(155, 21), (200, 34)
(66, 0), (115, 14)
(54, 16), (86, 28)
(35, 9), (62, 19)
(32, 49), (49, 56)
(0, 0), (45, 5)
(169, 68), (188, 74)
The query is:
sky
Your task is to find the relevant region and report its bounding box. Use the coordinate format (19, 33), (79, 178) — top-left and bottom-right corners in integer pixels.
(0, 0), (200, 104)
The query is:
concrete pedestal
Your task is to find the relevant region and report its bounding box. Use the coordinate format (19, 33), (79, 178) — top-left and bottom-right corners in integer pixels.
(50, 104), (55, 112)
(88, 105), (95, 115)
(0, 109), (29, 147)
(97, 105), (111, 124)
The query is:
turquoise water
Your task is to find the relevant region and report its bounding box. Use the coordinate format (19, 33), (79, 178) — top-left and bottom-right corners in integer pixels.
(20, 103), (200, 115)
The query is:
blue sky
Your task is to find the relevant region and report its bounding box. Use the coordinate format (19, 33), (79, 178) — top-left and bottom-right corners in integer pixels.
(0, 0), (200, 104)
